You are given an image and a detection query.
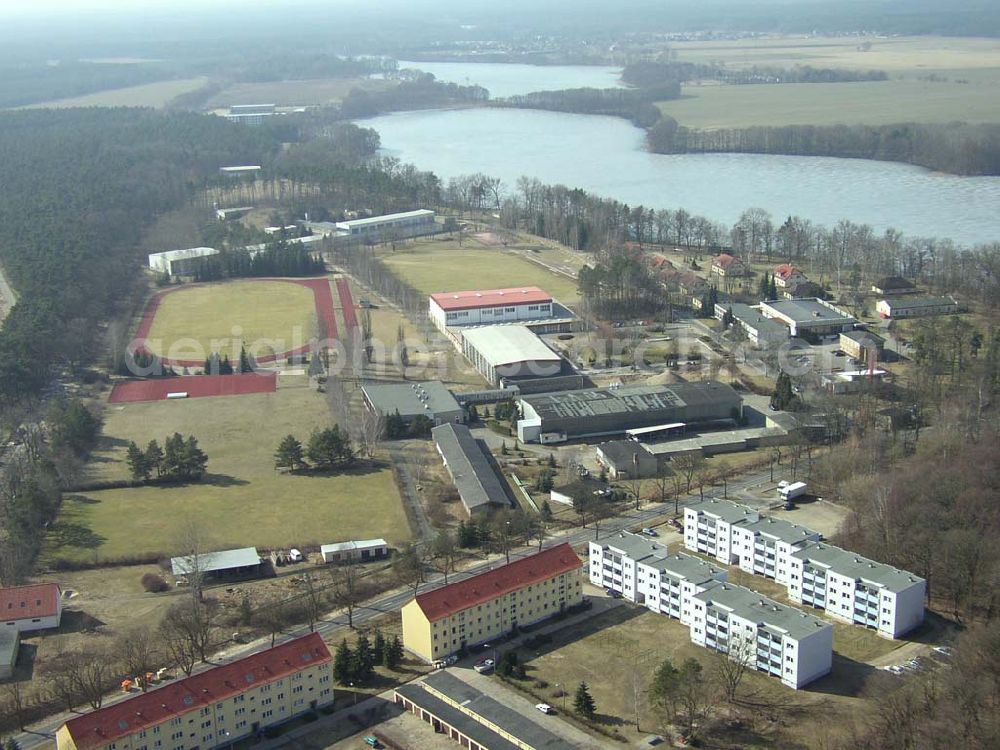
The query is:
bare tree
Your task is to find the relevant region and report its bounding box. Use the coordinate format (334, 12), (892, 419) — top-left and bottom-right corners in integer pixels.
(77, 647), (115, 709)
(393, 543), (426, 596)
(359, 407), (385, 460)
(714, 634), (755, 702)
(117, 626), (160, 691)
(172, 520), (214, 602)
(3, 680), (27, 730)
(46, 652), (83, 711)
(300, 572), (327, 633)
(430, 530), (459, 584)
(161, 597), (217, 666)
(672, 453), (705, 494)
(254, 596), (296, 648)
(329, 558), (369, 628)
(651, 462), (673, 507)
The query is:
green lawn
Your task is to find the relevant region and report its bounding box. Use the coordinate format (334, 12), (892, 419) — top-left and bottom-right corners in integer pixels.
(44, 382), (410, 566)
(21, 77), (209, 109)
(377, 238), (581, 304)
(144, 279), (320, 361)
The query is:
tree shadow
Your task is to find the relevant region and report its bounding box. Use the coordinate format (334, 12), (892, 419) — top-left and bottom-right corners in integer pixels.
(800, 653), (879, 698)
(46, 520), (105, 551)
(200, 473), (251, 487)
(57, 609), (107, 634)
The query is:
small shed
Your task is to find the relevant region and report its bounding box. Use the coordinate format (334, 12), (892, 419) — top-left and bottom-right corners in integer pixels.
(170, 547), (262, 581)
(595, 440), (659, 480)
(321, 538), (390, 564)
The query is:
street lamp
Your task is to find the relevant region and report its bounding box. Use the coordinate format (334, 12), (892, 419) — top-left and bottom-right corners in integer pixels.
(349, 682), (358, 705)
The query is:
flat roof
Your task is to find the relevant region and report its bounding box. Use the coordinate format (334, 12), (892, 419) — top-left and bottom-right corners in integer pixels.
(419, 671), (577, 750)
(432, 423), (509, 513)
(596, 439), (655, 467)
(603, 531), (671, 564)
(430, 286), (551, 312)
(321, 538), (388, 554)
(686, 498), (760, 526)
(626, 422), (685, 437)
(62, 634), (330, 750)
(395, 684), (521, 750)
(362, 380), (462, 419)
(761, 298), (855, 326)
(695, 582), (830, 640)
(336, 209), (434, 229)
(840, 329), (885, 345)
(882, 295), (956, 309)
(720, 303), (789, 337)
(792, 543), (924, 593)
(521, 381), (740, 421)
(413, 543), (580, 622)
(462, 325), (562, 367)
(148, 247), (218, 263)
(601, 532), (725, 586)
(170, 547), (261, 576)
(220, 165), (261, 172)
(741, 516), (820, 545)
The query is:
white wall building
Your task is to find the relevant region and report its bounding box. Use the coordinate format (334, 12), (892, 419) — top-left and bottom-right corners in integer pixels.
(788, 543), (926, 639)
(876, 295), (958, 319)
(1, 583), (62, 633)
(690, 582), (833, 689)
(429, 287), (554, 332)
(321, 538), (389, 564)
(460, 325), (563, 387)
(335, 209), (436, 240)
(147, 246), (219, 276)
(684, 498), (761, 565)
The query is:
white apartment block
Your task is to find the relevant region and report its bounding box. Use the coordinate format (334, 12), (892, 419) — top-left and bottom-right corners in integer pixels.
(690, 582), (833, 689)
(788, 543), (926, 639)
(589, 532), (726, 625)
(685, 499), (925, 639)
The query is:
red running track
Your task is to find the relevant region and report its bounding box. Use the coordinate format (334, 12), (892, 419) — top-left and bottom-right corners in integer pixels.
(130, 278), (338, 367)
(335, 277), (358, 332)
(109, 373), (277, 404)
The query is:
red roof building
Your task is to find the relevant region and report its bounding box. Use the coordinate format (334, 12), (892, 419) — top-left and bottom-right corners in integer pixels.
(57, 633), (333, 750)
(773, 264), (808, 288)
(429, 287), (551, 312)
(711, 253), (748, 277)
(428, 287), (556, 331)
(1, 583), (62, 632)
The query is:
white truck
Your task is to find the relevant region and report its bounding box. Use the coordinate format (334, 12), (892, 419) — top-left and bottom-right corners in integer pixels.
(777, 481), (807, 503)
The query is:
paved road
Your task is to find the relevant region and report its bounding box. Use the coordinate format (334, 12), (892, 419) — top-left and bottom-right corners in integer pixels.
(11, 471), (774, 750)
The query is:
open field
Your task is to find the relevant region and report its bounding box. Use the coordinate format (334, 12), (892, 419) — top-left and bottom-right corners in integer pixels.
(143, 280), (320, 361)
(520, 602), (892, 748)
(44, 380), (410, 565)
(20, 77), (209, 109)
(376, 237), (581, 304)
(657, 78), (1000, 128)
(206, 77), (392, 108)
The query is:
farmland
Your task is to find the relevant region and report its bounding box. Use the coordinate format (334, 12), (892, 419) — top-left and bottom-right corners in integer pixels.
(376, 236), (581, 304)
(142, 280), (321, 362)
(20, 77), (209, 109)
(43, 380), (410, 566)
(206, 77), (393, 108)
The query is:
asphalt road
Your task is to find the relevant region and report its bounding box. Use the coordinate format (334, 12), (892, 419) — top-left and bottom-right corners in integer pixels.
(11, 469), (773, 750)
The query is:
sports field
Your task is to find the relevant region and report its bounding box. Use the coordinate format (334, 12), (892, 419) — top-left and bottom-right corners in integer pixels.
(139, 279), (328, 365)
(44, 380), (410, 566)
(20, 77), (209, 109)
(377, 238), (581, 304)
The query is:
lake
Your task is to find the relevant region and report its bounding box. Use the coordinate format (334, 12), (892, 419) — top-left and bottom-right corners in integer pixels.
(363, 107), (1000, 245)
(397, 60), (624, 99)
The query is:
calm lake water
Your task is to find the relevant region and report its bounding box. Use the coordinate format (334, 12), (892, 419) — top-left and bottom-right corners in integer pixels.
(363, 107), (1000, 245)
(397, 60), (624, 99)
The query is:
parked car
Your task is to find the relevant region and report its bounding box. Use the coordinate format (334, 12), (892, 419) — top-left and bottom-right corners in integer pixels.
(363, 736), (381, 748)
(933, 646), (953, 657)
(605, 588), (622, 599)
(641, 527), (658, 537)
(288, 548), (303, 563)
(474, 658), (495, 674)
(535, 703), (555, 715)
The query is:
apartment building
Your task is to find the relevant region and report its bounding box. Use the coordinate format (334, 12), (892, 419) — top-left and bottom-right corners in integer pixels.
(690, 583), (833, 689)
(788, 543), (926, 639)
(684, 499), (761, 564)
(56, 633), (334, 750)
(589, 532), (726, 625)
(729, 517), (822, 584)
(401, 544), (582, 664)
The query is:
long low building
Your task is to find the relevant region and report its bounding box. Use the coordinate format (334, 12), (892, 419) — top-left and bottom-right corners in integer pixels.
(401, 543), (582, 664)
(517, 380), (742, 444)
(460, 325), (564, 388)
(588, 532), (831, 689)
(335, 209), (436, 240)
(148, 246), (218, 276)
(395, 671), (577, 750)
(362, 380), (464, 429)
(170, 547), (262, 580)
(876, 295), (958, 318)
(759, 298), (856, 338)
(715, 302), (789, 346)
(431, 423), (511, 515)
(56, 633), (334, 750)
(429, 286), (554, 332)
(684, 499), (925, 639)
(321, 538), (389, 564)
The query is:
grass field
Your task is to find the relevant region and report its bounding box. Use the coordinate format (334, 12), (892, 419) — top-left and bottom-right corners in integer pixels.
(377, 237), (581, 304)
(207, 77), (392, 108)
(20, 77), (209, 109)
(144, 280), (319, 361)
(44, 380), (410, 565)
(657, 78), (1000, 128)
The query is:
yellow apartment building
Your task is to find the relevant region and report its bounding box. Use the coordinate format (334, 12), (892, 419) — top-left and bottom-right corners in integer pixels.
(56, 633), (333, 750)
(402, 543), (582, 663)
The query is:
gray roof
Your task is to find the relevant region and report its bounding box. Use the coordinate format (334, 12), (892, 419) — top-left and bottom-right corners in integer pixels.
(596, 440), (654, 468)
(874, 276), (915, 290)
(882, 295), (957, 310)
(148, 247), (218, 264)
(522, 381), (740, 421)
(841, 329), (885, 346)
(337, 209), (434, 229)
(321, 538), (387, 555)
(761, 298), (856, 325)
(432, 423), (510, 513)
(170, 547), (261, 576)
(792, 543), (924, 593)
(0, 629), (18, 666)
(603, 531), (671, 563)
(602, 532), (724, 586)
(719, 303), (788, 337)
(419, 672), (577, 750)
(362, 380), (462, 420)
(687, 498), (760, 526)
(695, 582), (830, 640)
(462, 325), (562, 367)
(742, 516), (821, 545)
(651, 552), (725, 586)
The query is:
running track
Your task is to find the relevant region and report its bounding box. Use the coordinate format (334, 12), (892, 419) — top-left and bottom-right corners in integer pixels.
(335, 277), (358, 332)
(109, 373), (277, 404)
(130, 278), (338, 367)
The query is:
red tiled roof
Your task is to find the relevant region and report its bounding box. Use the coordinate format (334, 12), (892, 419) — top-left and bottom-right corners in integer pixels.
(414, 544), (581, 622)
(0, 583), (60, 621)
(62, 633), (331, 750)
(774, 264), (801, 280)
(429, 287), (551, 312)
(713, 253), (740, 268)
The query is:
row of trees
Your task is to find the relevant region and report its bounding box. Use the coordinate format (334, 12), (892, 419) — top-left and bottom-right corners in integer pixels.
(274, 427), (354, 471)
(332, 631), (403, 685)
(192, 241), (325, 281)
(497, 82), (679, 128)
(125, 434), (209, 482)
(621, 60), (888, 88)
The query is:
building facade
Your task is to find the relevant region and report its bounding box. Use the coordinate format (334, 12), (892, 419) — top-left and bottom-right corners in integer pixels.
(460, 325), (564, 388)
(595, 440), (658, 480)
(759, 298), (857, 337)
(147, 247), (219, 277)
(401, 544), (582, 664)
(1, 583), (62, 633)
(428, 287), (554, 332)
(56, 633), (334, 750)
(876, 296), (958, 319)
(320, 538), (389, 564)
(839, 330), (885, 362)
(335, 209), (436, 240)
(714, 302), (789, 346)
(711, 254), (749, 278)
(773, 264), (808, 289)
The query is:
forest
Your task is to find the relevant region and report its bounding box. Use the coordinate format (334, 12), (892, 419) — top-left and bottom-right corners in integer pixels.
(191, 241), (326, 281)
(0, 61), (181, 108)
(647, 116), (1000, 176)
(336, 74), (489, 119)
(498, 82), (680, 127)
(621, 60), (888, 88)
